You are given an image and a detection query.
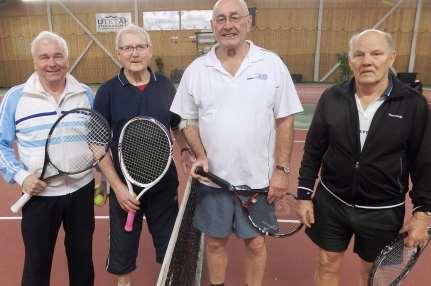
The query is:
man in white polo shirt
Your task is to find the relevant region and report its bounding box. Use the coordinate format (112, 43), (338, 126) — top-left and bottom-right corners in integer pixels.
(297, 29), (431, 286)
(170, 1), (302, 285)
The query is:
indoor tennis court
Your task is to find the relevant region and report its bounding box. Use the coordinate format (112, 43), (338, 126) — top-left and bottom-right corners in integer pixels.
(1, 0), (430, 285)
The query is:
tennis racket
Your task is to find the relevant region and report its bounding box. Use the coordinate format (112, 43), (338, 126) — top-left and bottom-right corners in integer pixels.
(10, 108), (111, 213)
(195, 167), (303, 238)
(368, 227), (431, 286)
(118, 117), (173, 232)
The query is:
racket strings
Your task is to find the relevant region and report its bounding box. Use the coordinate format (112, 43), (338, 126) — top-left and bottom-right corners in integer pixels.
(47, 110), (110, 173)
(274, 194), (303, 235)
(371, 241), (420, 286)
(121, 120), (171, 184)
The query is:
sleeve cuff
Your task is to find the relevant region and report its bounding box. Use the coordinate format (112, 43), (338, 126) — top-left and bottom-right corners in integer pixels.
(14, 169), (31, 187)
(297, 186), (314, 200)
(412, 205), (431, 214)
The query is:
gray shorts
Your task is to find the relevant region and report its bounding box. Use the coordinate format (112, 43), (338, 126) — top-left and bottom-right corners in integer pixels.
(193, 181), (262, 239)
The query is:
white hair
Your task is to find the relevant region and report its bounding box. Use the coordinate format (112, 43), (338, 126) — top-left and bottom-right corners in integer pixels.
(115, 24), (152, 50)
(348, 29), (395, 58)
(212, 0), (249, 18)
(31, 31), (69, 58)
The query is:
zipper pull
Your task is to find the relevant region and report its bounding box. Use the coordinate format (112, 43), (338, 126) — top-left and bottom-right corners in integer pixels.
(355, 161), (360, 169)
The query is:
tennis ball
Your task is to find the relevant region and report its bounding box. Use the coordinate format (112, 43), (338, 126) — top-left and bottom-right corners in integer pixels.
(94, 193), (105, 207)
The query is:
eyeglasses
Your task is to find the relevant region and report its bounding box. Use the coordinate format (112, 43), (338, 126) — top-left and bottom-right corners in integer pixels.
(213, 13), (249, 25)
(118, 44), (149, 54)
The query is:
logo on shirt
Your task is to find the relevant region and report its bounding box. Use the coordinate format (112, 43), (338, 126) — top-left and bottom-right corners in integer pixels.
(388, 113), (403, 119)
(246, 73), (268, 80)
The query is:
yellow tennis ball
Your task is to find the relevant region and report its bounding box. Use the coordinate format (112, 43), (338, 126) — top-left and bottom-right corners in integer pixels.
(94, 194), (105, 206)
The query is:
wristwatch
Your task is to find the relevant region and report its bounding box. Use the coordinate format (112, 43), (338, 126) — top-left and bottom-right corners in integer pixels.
(275, 165), (290, 174)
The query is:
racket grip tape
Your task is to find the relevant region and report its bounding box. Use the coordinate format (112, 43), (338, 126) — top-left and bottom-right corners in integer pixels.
(10, 193), (31, 213)
(195, 167), (231, 189)
(124, 210), (136, 232)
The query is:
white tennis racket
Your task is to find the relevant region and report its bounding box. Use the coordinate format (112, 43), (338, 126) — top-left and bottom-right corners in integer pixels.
(118, 116), (173, 232)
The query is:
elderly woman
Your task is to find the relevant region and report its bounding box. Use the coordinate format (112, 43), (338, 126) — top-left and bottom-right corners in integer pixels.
(94, 25), (191, 286)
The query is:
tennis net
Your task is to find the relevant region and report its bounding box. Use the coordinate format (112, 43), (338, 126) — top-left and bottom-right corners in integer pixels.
(156, 179), (204, 286)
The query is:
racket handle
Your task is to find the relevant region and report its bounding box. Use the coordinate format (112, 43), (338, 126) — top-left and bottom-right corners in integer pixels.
(195, 167), (232, 189)
(124, 210), (136, 232)
(10, 193), (31, 213)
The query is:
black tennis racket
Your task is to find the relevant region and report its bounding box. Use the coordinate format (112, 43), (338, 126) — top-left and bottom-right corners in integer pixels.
(10, 108), (111, 213)
(368, 227), (431, 286)
(118, 117), (173, 232)
(195, 167), (303, 238)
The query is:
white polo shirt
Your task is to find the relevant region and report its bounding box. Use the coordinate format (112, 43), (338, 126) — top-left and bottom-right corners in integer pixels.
(170, 41), (303, 188)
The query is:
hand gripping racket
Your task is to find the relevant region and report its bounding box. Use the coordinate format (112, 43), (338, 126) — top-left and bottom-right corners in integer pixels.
(118, 117), (173, 232)
(368, 227), (431, 286)
(10, 108), (111, 213)
(195, 167), (303, 238)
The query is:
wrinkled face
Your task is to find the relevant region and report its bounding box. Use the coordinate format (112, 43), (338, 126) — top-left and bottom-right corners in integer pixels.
(348, 31), (396, 87)
(33, 39), (69, 87)
(211, 0), (251, 50)
(117, 32), (152, 73)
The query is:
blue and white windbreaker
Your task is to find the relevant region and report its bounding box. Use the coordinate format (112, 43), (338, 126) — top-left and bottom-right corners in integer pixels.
(0, 72), (94, 196)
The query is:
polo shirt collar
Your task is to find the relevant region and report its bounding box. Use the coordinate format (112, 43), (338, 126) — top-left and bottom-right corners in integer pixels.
(204, 40), (265, 68)
(117, 67), (157, 87)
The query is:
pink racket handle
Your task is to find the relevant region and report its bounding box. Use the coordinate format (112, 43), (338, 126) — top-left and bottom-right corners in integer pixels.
(10, 193), (31, 213)
(124, 210), (136, 232)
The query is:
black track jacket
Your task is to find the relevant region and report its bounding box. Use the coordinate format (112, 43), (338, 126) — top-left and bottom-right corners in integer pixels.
(298, 75), (431, 212)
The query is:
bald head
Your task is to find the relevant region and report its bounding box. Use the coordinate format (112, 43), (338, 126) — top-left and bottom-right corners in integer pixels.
(212, 0), (249, 17)
(348, 29), (395, 58)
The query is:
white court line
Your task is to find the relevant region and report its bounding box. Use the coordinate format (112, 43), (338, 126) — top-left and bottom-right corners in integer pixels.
(294, 140), (305, 143)
(0, 216), (110, 220)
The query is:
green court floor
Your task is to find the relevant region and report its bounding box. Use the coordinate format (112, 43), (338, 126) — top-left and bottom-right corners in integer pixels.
(294, 104), (314, 130)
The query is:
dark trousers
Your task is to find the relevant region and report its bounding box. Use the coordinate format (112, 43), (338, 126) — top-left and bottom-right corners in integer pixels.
(21, 181), (95, 286)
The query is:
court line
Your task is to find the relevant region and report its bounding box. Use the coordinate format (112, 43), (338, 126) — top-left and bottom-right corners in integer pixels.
(0, 215), (110, 220)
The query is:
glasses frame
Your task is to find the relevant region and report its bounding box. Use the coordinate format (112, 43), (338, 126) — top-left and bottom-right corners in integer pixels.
(118, 44), (150, 54)
(213, 13), (250, 25)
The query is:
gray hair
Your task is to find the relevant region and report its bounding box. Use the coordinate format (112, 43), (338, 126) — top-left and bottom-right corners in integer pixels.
(348, 29), (395, 57)
(212, 0), (249, 18)
(115, 24), (152, 50)
(31, 31), (69, 58)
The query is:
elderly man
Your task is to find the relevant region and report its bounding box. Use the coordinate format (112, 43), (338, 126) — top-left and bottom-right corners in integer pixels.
(170, 0), (303, 285)
(94, 24), (191, 286)
(297, 29), (431, 286)
(0, 31), (95, 286)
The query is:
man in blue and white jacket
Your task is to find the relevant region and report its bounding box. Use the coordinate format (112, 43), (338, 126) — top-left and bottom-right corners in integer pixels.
(0, 31), (95, 286)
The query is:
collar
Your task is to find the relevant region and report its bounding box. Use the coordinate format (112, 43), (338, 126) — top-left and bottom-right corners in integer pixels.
(117, 67), (157, 87)
(204, 40), (265, 68)
(348, 72), (395, 99)
(23, 72), (85, 97)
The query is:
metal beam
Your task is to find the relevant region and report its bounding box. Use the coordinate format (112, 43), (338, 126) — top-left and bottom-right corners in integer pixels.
(408, 0), (422, 72)
(313, 0), (324, 81)
(46, 1), (52, 32)
(69, 39), (94, 73)
(320, 0), (404, 82)
(134, 0), (139, 25)
(57, 1), (120, 68)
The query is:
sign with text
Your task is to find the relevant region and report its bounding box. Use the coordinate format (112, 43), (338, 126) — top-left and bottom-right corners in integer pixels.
(96, 13), (131, 33)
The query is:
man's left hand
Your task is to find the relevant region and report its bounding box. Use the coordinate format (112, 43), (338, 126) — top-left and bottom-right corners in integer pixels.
(402, 212), (430, 248)
(268, 170), (289, 204)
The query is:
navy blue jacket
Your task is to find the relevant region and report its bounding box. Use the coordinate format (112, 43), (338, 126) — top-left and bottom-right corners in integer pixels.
(94, 69), (180, 187)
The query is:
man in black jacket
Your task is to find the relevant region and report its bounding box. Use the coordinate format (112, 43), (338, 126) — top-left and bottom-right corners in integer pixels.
(297, 29), (431, 286)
